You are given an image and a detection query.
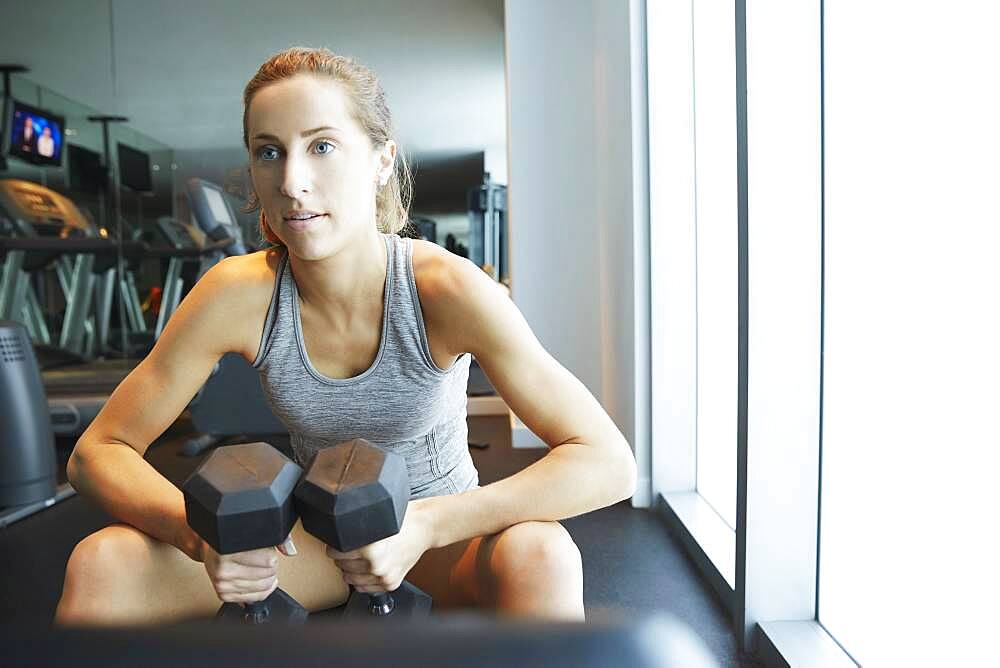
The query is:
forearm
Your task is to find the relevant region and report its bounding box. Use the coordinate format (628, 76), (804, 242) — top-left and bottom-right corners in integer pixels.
(423, 441), (636, 550)
(68, 440), (201, 560)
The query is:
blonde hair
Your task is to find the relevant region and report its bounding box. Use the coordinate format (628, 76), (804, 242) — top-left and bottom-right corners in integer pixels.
(242, 47), (413, 244)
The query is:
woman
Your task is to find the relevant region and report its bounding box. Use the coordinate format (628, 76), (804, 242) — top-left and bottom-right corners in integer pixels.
(37, 126), (55, 158)
(56, 47), (636, 626)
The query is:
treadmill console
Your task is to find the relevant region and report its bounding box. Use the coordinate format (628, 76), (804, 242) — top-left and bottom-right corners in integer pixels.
(156, 216), (200, 250)
(0, 179), (93, 238)
(185, 178), (247, 256)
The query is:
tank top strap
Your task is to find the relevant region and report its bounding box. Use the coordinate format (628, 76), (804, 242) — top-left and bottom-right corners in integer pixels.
(252, 250), (292, 368)
(384, 233), (464, 376)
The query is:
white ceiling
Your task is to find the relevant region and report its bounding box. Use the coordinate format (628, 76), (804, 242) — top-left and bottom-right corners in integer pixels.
(0, 0), (507, 163)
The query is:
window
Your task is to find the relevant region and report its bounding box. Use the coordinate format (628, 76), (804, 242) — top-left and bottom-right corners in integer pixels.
(692, 0), (739, 533)
(819, 2), (999, 664)
(649, 0), (997, 664)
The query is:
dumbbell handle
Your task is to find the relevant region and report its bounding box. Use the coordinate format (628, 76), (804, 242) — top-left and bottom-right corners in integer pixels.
(367, 591), (396, 616)
(243, 600), (270, 624)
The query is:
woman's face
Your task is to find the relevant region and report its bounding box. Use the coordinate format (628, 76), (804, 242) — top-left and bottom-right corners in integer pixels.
(247, 74), (394, 259)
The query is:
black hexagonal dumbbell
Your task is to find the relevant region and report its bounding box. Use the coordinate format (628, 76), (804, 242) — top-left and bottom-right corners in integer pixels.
(182, 441), (308, 624)
(294, 438), (432, 620)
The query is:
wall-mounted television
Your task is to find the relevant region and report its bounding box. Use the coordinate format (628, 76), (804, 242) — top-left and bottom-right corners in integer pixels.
(116, 142), (152, 192)
(67, 144), (104, 195)
(7, 100), (65, 167)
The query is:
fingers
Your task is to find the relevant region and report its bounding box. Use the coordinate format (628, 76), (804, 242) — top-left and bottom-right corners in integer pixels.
(326, 546), (363, 560)
(276, 537), (298, 557)
(352, 585), (386, 594)
(350, 581), (401, 594)
(208, 547), (282, 603)
(334, 558), (370, 575)
(230, 549), (279, 569)
(215, 575), (278, 597)
(216, 577), (280, 604)
(339, 569), (404, 593)
(342, 572), (379, 587)
(327, 549), (399, 591)
(216, 562), (277, 581)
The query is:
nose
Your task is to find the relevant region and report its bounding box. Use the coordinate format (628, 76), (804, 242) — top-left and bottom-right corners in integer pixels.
(279, 152), (312, 198)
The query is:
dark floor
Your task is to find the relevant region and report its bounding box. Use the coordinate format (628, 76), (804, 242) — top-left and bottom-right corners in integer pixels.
(0, 414), (760, 667)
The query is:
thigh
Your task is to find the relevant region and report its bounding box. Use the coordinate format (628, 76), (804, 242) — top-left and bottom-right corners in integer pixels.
(276, 519), (350, 611)
(406, 519), (583, 614)
(407, 534), (495, 611)
(61, 523), (221, 624)
(163, 519), (350, 615)
(62, 520), (348, 625)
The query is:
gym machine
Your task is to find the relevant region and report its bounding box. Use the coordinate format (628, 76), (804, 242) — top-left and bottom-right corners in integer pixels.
(150, 215), (233, 338)
(185, 177), (249, 257)
(179, 178), (287, 456)
(0, 179), (234, 435)
(466, 172), (507, 283)
(3, 176), (271, 444)
(0, 179), (106, 360)
(0, 320), (75, 528)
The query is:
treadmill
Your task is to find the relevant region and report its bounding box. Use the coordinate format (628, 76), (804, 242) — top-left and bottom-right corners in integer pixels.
(0, 179), (131, 433)
(178, 178), (287, 455)
(0, 179), (231, 435)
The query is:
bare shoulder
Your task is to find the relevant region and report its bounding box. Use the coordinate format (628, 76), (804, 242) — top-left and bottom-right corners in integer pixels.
(410, 238), (462, 288)
(410, 238), (512, 357)
(187, 248), (282, 361)
(410, 237), (495, 304)
(210, 247), (282, 288)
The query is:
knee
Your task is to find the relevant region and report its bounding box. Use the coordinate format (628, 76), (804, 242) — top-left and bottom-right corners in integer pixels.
(65, 525), (148, 586)
(57, 525), (151, 623)
(491, 521), (583, 589)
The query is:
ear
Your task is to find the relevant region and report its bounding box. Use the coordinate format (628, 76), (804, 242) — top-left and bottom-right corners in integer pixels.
(376, 140), (397, 185)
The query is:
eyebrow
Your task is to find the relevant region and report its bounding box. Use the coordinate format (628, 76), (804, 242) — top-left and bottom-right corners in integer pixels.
(252, 126), (342, 142)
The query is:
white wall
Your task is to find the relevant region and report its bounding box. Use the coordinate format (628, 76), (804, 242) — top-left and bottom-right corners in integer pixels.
(505, 0), (648, 503)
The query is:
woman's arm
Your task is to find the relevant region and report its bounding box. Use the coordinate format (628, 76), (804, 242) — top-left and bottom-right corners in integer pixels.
(67, 257), (264, 560)
(417, 250), (638, 550)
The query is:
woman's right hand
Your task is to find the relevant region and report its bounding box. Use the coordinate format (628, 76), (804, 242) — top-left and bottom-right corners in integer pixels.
(201, 542), (281, 604)
(178, 525), (297, 604)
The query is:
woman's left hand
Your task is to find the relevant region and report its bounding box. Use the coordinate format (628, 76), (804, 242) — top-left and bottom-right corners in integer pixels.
(326, 497), (436, 594)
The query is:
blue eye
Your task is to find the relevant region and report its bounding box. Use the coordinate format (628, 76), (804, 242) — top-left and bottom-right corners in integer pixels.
(314, 141), (335, 155)
(257, 146), (280, 161)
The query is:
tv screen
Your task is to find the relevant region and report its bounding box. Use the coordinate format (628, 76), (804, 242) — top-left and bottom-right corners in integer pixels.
(8, 100), (65, 167)
(67, 144), (104, 196)
(116, 143), (152, 192)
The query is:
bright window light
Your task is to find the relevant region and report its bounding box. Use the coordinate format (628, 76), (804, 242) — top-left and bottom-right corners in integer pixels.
(693, 0), (738, 531)
(821, 2), (1000, 664)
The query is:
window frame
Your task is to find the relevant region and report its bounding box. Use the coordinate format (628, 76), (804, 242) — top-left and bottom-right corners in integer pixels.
(643, 0), (856, 664)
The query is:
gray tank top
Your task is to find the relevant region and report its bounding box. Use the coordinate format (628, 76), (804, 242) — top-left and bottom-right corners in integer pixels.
(251, 233), (479, 499)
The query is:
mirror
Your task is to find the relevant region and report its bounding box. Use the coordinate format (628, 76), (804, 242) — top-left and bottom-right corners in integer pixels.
(0, 0), (507, 387)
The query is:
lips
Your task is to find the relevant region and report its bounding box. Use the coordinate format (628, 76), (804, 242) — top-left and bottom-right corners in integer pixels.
(282, 211), (326, 231)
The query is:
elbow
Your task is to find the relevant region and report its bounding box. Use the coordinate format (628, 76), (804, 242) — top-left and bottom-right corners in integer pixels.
(620, 453), (638, 502)
(66, 439), (90, 491)
(612, 440), (638, 503)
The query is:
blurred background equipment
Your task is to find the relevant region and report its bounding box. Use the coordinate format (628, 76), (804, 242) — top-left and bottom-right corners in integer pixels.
(0, 320), (75, 528)
(466, 172), (507, 283)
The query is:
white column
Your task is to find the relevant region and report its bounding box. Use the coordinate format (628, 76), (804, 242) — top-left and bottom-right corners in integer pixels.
(504, 0), (648, 502)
